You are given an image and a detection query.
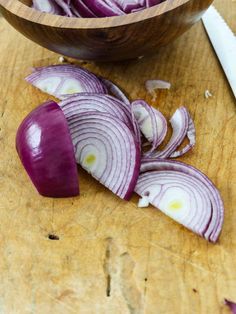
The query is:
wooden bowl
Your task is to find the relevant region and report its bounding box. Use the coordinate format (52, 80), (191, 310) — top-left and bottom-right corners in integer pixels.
(0, 0), (213, 61)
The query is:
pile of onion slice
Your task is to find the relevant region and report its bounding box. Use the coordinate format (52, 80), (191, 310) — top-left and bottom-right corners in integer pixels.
(32, 0), (165, 17)
(16, 63), (224, 242)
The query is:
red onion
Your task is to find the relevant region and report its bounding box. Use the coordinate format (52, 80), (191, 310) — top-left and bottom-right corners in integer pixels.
(100, 78), (130, 105)
(137, 159), (224, 242)
(67, 112), (141, 200)
(16, 101), (79, 197)
(132, 99), (167, 152)
(54, 0), (74, 16)
(32, 0), (62, 14)
(170, 116), (196, 158)
(25, 65), (107, 100)
(146, 107), (195, 159)
(59, 93), (134, 132)
(31, 0), (166, 17)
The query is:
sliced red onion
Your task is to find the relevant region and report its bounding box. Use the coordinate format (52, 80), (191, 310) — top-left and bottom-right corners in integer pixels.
(170, 116), (196, 158)
(66, 112), (140, 200)
(73, 0), (97, 17)
(145, 80), (171, 101)
(82, 0), (123, 17)
(16, 101), (79, 198)
(101, 78), (130, 105)
(59, 93), (134, 132)
(54, 0), (74, 16)
(138, 159), (224, 242)
(115, 0), (142, 13)
(32, 0), (62, 15)
(146, 0), (162, 7)
(132, 100), (167, 151)
(146, 107), (191, 159)
(25, 65), (107, 100)
(33, 0), (166, 17)
(225, 299), (236, 314)
(70, 3), (82, 17)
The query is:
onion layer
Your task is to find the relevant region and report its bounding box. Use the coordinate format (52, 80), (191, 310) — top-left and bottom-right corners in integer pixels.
(25, 65), (107, 99)
(16, 101), (79, 197)
(132, 99), (167, 152)
(136, 159), (224, 242)
(146, 107), (195, 159)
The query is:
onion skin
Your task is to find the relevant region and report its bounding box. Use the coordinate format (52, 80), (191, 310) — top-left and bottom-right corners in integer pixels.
(16, 101), (79, 198)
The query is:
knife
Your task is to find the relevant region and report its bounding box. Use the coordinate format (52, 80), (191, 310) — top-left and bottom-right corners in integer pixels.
(202, 6), (236, 99)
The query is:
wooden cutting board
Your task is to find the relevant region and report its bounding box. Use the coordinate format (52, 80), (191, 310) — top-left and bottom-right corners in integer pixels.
(0, 0), (235, 313)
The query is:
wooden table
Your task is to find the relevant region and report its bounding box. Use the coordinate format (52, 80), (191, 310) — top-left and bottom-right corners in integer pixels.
(0, 1), (235, 313)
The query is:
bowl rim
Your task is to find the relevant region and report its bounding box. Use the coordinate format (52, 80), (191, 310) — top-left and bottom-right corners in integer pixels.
(0, 0), (190, 29)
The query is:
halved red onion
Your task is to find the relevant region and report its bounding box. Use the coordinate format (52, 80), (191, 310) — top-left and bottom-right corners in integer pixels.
(132, 100), (167, 152)
(59, 93), (134, 131)
(66, 112), (141, 200)
(16, 101), (79, 197)
(137, 159), (224, 242)
(32, 0), (62, 15)
(25, 65), (107, 100)
(146, 107), (194, 159)
(225, 299), (236, 314)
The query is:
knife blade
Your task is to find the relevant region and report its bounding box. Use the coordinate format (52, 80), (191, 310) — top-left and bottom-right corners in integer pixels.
(202, 6), (236, 99)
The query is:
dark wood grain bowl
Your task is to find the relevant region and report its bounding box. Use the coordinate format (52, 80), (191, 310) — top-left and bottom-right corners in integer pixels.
(0, 0), (213, 61)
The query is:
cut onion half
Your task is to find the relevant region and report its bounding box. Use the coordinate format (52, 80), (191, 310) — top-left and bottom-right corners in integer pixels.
(16, 101), (79, 197)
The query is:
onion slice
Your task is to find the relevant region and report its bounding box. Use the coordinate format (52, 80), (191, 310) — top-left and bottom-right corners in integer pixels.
(136, 159), (224, 242)
(59, 93), (134, 132)
(16, 101), (79, 197)
(54, 0), (74, 16)
(132, 99), (167, 152)
(146, 107), (192, 159)
(25, 65), (107, 99)
(170, 116), (196, 158)
(101, 78), (130, 105)
(32, 0), (62, 14)
(145, 79), (171, 101)
(225, 299), (236, 314)
(66, 112), (140, 200)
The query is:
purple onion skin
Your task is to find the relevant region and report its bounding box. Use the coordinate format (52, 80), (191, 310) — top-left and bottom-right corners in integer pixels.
(16, 101), (79, 198)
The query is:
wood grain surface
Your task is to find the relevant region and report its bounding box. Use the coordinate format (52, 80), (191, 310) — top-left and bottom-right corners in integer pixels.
(0, 0), (213, 61)
(0, 0), (235, 313)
